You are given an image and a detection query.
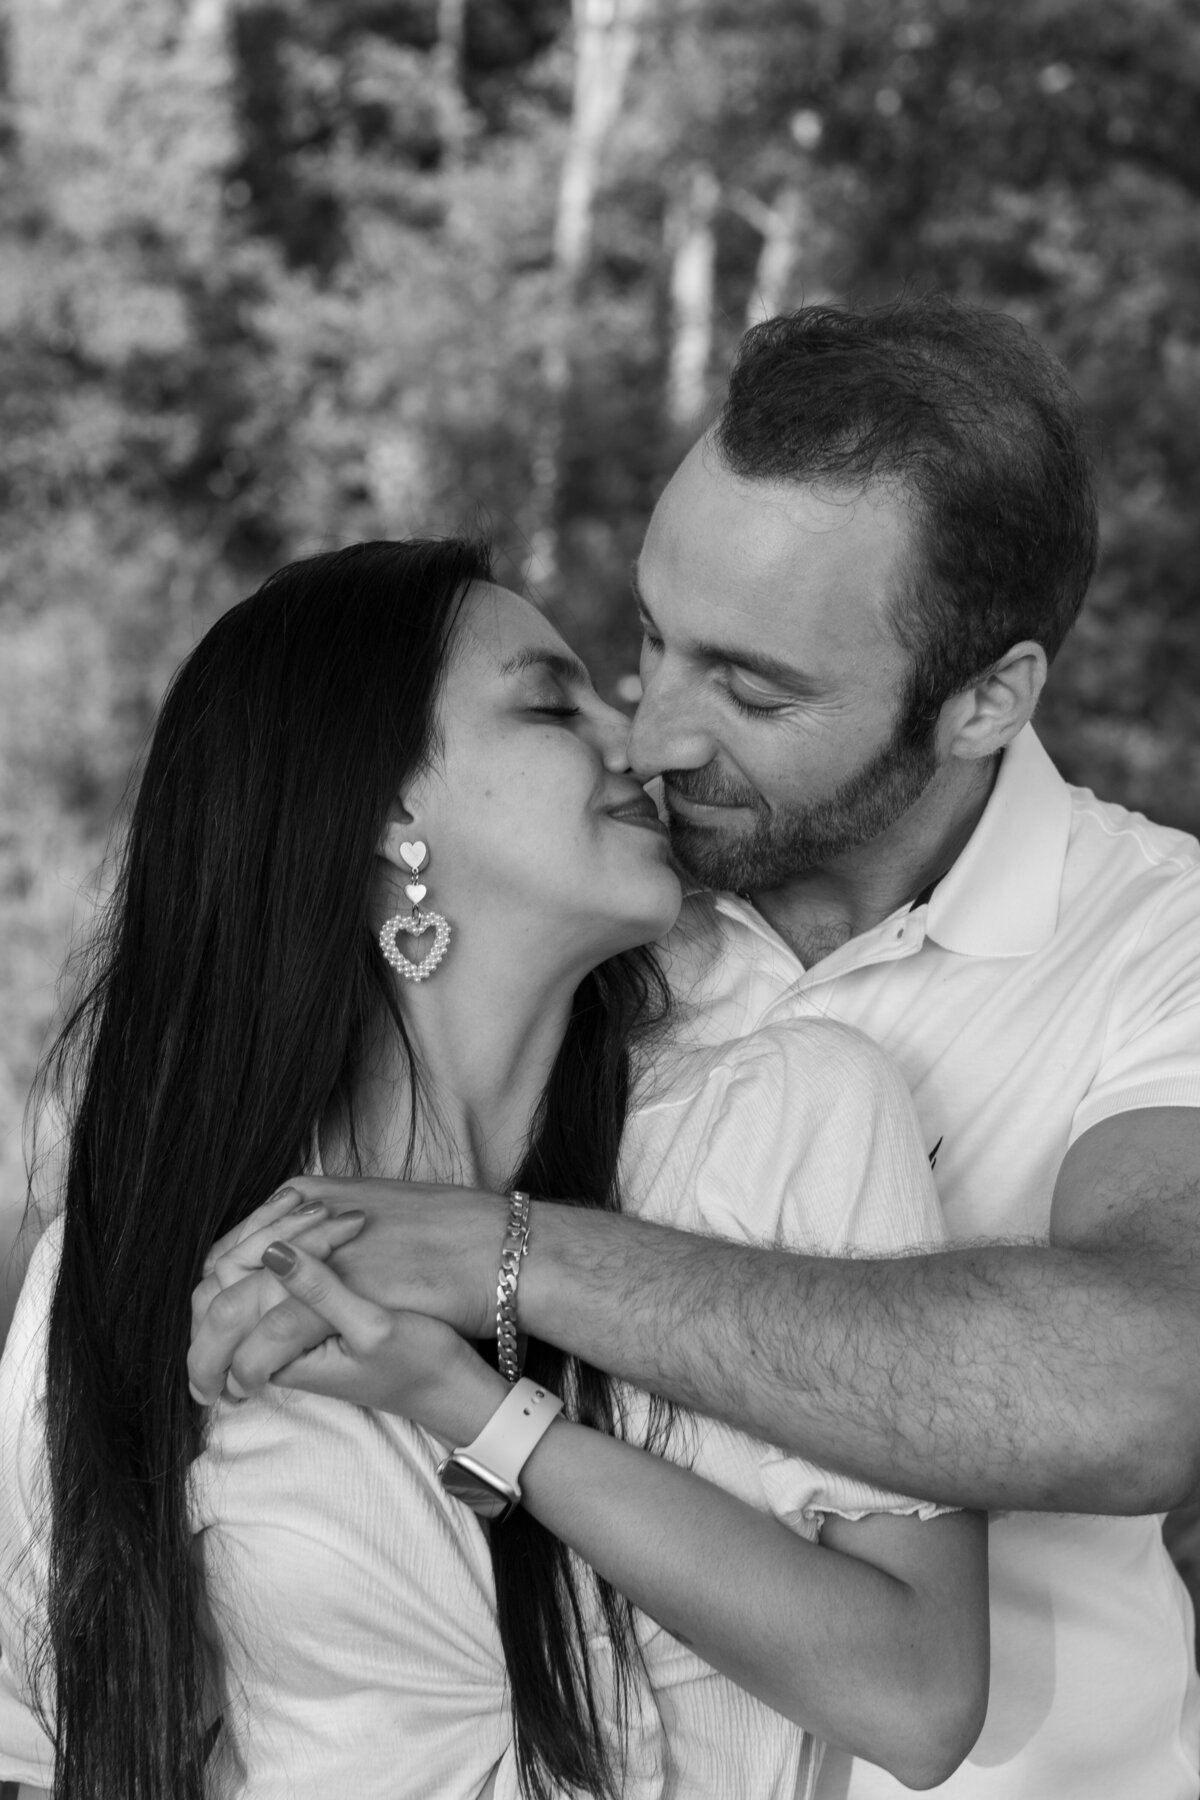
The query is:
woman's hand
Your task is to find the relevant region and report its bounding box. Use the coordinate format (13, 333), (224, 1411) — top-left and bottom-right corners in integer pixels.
(189, 1177), (512, 1404)
(244, 1240), (506, 1444)
(189, 1187), (368, 1404)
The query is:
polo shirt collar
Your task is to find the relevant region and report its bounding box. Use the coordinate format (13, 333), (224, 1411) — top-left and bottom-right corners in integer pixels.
(706, 724), (1072, 966)
(924, 725), (1072, 957)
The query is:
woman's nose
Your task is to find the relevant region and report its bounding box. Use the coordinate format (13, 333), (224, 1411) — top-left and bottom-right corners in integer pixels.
(592, 698), (636, 772)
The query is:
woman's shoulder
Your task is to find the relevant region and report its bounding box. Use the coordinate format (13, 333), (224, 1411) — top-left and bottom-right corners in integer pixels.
(1, 1214), (63, 1378)
(624, 1018), (940, 1249)
(638, 1016), (911, 1124)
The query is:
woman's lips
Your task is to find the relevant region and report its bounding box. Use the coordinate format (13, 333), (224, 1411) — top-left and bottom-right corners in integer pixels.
(606, 795), (670, 835)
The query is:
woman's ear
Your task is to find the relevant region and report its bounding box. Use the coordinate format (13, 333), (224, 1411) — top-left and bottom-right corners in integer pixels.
(377, 805), (419, 872)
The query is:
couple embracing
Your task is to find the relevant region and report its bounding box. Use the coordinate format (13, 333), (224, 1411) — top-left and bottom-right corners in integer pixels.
(2, 295), (1199, 1800)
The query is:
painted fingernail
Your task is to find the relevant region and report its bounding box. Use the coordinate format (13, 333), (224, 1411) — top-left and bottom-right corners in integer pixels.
(293, 1200), (324, 1218)
(262, 1241), (297, 1275)
(336, 1209), (366, 1225)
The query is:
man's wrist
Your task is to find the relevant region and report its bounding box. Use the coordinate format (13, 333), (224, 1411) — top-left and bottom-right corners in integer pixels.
(515, 1198), (586, 1344)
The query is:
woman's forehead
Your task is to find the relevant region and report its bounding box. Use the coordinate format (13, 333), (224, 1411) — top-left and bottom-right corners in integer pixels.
(456, 581), (576, 670)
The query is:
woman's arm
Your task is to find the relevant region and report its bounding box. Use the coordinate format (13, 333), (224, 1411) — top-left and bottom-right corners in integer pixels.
(248, 1243), (989, 1791)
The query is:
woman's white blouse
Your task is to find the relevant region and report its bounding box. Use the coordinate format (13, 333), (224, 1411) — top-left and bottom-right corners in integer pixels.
(0, 1021), (949, 1798)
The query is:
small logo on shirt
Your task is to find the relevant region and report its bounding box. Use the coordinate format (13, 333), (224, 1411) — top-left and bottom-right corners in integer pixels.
(928, 1135), (944, 1170)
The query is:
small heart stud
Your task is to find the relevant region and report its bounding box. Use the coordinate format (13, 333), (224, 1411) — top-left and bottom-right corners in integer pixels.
(404, 882), (427, 905)
(399, 840), (427, 873)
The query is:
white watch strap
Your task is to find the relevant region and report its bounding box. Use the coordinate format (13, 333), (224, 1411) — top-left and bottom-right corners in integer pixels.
(461, 1377), (563, 1491)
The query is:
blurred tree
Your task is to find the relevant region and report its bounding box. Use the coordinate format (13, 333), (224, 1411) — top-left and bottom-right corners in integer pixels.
(2, 0), (1199, 1403)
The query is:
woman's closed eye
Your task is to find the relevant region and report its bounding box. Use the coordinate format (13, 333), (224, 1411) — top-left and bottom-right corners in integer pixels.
(527, 702), (582, 719)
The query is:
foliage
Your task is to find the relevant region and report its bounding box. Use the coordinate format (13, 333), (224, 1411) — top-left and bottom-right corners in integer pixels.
(2, 1), (1198, 1340)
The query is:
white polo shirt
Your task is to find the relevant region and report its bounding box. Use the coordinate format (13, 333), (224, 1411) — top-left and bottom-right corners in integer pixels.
(663, 726), (1200, 1800)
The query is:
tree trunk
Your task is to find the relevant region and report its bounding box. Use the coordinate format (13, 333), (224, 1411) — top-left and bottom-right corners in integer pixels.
(666, 162), (720, 432)
(433, 0), (468, 175)
(526, 0), (650, 596)
(745, 185), (808, 328)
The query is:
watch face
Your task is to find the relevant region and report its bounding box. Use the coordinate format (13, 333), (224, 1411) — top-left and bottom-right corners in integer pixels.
(440, 1453), (518, 1521)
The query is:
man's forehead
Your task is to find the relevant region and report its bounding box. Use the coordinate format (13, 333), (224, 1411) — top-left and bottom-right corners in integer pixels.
(638, 460), (911, 660)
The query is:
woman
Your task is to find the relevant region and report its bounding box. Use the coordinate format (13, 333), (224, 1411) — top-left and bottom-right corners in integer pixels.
(0, 539), (987, 1799)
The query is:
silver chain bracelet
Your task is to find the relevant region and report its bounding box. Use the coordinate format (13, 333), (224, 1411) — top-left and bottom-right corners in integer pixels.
(496, 1189), (532, 1384)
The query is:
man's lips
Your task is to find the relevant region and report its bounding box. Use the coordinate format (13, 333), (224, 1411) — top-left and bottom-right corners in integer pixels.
(662, 780), (755, 820)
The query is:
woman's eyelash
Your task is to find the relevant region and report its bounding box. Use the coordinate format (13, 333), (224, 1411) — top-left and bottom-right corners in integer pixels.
(530, 704), (581, 719)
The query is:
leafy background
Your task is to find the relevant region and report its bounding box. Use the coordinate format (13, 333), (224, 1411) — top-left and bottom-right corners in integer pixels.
(2, 0), (1199, 1615)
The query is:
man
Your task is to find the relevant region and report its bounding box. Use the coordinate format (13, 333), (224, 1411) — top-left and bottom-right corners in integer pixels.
(197, 298), (1200, 1796)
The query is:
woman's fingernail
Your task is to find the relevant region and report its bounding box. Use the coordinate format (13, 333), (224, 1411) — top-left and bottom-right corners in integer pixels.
(336, 1209), (366, 1226)
(262, 1241), (297, 1276)
(293, 1200), (325, 1218)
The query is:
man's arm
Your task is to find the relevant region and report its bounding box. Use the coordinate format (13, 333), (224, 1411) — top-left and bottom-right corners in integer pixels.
(507, 1104), (1200, 1514)
(187, 1105), (1200, 1515)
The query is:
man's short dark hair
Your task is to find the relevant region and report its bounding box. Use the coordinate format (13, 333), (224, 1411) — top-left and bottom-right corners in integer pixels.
(713, 295), (1099, 732)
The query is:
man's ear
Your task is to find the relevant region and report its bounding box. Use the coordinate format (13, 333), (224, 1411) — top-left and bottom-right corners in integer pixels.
(938, 640), (1048, 763)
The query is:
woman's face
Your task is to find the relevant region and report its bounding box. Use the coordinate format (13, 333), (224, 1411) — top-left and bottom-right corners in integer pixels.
(399, 584), (683, 973)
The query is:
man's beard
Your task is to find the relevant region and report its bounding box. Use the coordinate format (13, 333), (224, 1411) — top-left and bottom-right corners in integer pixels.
(663, 709), (940, 894)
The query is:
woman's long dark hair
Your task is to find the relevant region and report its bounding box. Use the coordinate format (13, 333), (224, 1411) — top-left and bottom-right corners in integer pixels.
(31, 538), (670, 1800)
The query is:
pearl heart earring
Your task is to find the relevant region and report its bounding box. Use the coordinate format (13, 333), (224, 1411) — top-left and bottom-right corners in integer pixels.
(379, 840), (452, 982)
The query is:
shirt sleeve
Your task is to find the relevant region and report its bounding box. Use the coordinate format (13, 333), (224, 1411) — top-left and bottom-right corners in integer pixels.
(1069, 863), (1200, 1143)
(638, 1023), (956, 1529)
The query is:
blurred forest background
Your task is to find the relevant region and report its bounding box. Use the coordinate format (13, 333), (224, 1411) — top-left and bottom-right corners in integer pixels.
(2, 0), (1200, 1597)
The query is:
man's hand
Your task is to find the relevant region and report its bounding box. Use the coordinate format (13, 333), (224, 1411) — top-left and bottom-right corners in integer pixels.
(188, 1177), (509, 1403)
(315, 1177), (508, 1337)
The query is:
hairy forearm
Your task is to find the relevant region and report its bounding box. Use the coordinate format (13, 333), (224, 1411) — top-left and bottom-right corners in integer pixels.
(520, 1204), (1199, 1513)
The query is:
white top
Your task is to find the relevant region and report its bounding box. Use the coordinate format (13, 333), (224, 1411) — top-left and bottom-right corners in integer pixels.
(0, 1024), (949, 1797)
(660, 726), (1200, 1800)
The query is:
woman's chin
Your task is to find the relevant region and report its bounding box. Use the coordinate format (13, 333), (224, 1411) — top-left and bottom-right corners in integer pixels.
(595, 873), (685, 960)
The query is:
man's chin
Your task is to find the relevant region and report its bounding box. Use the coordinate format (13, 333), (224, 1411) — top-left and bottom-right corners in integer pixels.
(668, 817), (840, 893)
(666, 820), (759, 893)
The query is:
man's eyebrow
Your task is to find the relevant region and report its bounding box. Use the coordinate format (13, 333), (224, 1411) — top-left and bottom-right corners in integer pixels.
(496, 646), (592, 688)
(631, 567), (822, 697)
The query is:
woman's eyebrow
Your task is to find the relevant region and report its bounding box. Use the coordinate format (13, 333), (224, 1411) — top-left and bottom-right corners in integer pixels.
(496, 646), (593, 688)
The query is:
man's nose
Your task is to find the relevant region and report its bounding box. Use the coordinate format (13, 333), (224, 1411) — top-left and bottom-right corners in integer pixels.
(627, 662), (713, 780)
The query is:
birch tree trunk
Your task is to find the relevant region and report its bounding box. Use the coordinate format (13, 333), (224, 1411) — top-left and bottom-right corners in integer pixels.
(433, 0), (468, 176)
(665, 163), (720, 432)
(745, 186), (807, 327)
(526, 0), (650, 595)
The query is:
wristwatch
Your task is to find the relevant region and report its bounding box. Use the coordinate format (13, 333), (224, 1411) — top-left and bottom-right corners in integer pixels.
(438, 1377), (564, 1522)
